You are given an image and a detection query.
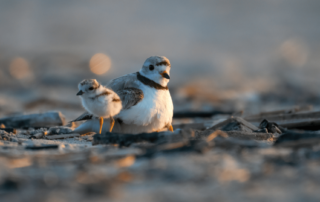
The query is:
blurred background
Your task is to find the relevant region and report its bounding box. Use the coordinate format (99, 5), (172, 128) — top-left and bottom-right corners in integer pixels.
(0, 0), (320, 120)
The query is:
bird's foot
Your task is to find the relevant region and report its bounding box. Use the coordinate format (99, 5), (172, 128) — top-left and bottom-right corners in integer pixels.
(99, 117), (104, 134)
(109, 117), (115, 132)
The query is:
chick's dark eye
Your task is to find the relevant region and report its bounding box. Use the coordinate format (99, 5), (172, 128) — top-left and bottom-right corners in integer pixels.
(149, 65), (154, 71)
(89, 87), (94, 90)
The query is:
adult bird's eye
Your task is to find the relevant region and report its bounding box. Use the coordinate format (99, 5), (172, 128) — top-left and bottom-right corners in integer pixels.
(89, 87), (94, 90)
(149, 65), (154, 71)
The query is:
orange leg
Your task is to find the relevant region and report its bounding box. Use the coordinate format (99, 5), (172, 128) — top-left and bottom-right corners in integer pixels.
(168, 125), (174, 132)
(109, 117), (115, 132)
(99, 117), (104, 134)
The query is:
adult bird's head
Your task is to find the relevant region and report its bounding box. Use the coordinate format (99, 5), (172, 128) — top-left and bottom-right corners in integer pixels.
(139, 56), (171, 87)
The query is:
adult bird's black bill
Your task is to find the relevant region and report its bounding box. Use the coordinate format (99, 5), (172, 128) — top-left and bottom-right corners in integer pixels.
(160, 71), (170, 79)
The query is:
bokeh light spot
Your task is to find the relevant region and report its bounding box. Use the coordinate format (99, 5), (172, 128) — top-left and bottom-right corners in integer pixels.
(279, 38), (308, 67)
(9, 57), (32, 79)
(89, 53), (111, 75)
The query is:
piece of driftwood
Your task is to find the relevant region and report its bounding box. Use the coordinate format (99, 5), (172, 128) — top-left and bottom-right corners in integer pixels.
(0, 111), (66, 128)
(199, 129), (273, 141)
(224, 131), (274, 141)
(93, 131), (182, 146)
(244, 105), (312, 121)
(248, 112), (320, 131)
(172, 120), (230, 131)
(172, 122), (207, 131)
(213, 136), (269, 148)
(244, 107), (317, 123)
(278, 119), (320, 131)
(274, 131), (320, 147)
(208, 117), (259, 132)
(173, 110), (233, 118)
(45, 133), (80, 140)
(138, 140), (211, 158)
(93, 132), (158, 146)
(25, 145), (59, 150)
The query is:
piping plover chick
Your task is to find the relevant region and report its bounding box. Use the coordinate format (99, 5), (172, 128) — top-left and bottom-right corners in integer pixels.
(76, 79), (122, 134)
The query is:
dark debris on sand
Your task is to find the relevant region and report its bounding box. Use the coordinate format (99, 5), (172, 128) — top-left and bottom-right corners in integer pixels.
(1, 107), (320, 201)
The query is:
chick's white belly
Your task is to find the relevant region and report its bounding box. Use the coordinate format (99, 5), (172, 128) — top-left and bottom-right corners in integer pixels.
(83, 98), (111, 118)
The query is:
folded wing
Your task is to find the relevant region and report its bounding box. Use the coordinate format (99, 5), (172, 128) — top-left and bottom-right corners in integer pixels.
(107, 73), (144, 110)
(117, 88), (144, 109)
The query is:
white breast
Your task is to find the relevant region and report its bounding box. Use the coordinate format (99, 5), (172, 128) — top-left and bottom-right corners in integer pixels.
(116, 83), (173, 131)
(81, 95), (121, 118)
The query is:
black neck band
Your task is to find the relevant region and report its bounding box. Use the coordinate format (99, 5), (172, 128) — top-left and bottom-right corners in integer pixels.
(137, 72), (168, 90)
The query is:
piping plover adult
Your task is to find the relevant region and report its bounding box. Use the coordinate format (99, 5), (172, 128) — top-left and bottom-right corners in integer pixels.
(76, 79), (122, 134)
(73, 56), (174, 134)
(108, 56), (174, 133)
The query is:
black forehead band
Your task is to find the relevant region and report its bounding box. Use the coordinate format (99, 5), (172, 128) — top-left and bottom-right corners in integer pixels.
(156, 61), (170, 66)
